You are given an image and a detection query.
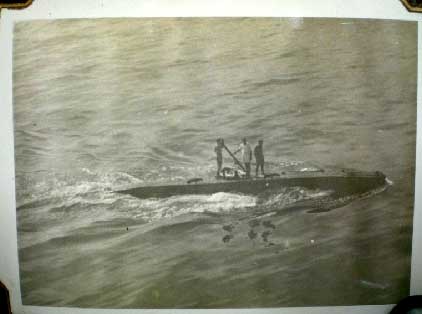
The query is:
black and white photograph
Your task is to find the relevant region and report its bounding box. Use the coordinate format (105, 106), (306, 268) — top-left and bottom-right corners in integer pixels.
(13, 18), (416, 308)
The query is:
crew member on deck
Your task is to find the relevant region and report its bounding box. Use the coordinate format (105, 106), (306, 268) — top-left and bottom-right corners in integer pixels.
(234, 138), (252, 178)
(214, 138), (223, 177)
(254, 140), (265, 177)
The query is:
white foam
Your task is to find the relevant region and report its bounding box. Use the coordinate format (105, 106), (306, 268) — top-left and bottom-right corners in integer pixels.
(300, 167), (320, 172)
(126, 192), (257, 221)
(306, 190), (334, 198)
(263, 187), (331, 207)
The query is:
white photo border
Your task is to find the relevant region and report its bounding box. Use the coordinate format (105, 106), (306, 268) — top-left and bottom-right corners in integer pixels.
(0, 1), (421, 313)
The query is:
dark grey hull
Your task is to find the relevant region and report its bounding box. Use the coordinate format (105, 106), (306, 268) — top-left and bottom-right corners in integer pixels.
(116, 169), (387, 199)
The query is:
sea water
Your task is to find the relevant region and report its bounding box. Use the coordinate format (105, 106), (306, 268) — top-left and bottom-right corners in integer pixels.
(13, 18), (416, 307)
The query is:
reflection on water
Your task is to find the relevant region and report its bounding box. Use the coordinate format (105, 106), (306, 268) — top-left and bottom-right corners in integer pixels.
(13, 18), (416, 308)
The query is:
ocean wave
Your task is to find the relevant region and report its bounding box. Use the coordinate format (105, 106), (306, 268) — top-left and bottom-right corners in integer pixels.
(305, 182), (390, 213)
(261, 187), (332, 208)
(16, 166), (390, 251)
(16, 169), (144, 208)
(252, 77), (301, 89)
(127, 192), (257, 222)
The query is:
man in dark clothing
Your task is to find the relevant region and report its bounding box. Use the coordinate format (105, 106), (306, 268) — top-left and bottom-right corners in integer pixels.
(254, 140), (265, 177)
(214, 138), (223, 177)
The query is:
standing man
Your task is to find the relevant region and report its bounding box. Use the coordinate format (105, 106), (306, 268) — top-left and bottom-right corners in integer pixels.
(254, 140), (265, 177)
(214, 138), (223, 177)
(234, 138), (252, 178)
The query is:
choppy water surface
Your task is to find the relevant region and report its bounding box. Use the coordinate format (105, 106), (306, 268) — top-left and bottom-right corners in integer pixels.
(13, 18), (416, 308)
